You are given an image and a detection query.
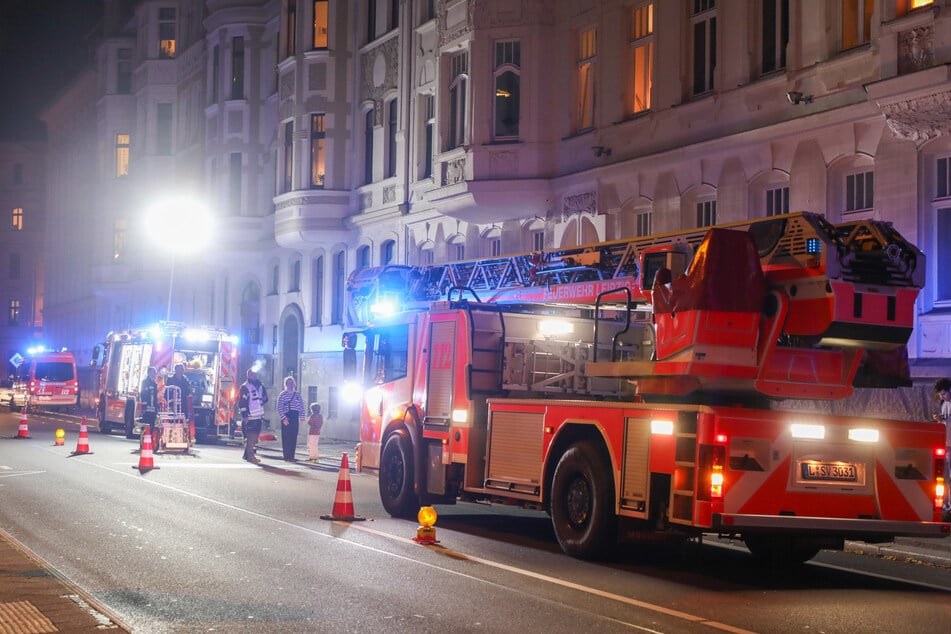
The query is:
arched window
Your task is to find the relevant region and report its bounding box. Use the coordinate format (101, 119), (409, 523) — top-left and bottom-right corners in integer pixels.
(447, 235), (465, 261)
(270, 261), (280, 295)
(289, 256), (301, 292)
(494, 41), (520, 139)
(380, 239), (396, 265)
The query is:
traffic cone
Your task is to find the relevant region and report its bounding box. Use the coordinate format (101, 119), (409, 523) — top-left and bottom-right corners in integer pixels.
(134, 425), (159, 472)
(70, 417), (92, 455)
(320, 453), (365, 521)
(16, 408), (30, 438)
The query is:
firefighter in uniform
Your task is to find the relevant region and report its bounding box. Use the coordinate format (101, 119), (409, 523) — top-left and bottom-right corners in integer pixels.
(237, 368), (268, 463)
(139, 366), (159, 448)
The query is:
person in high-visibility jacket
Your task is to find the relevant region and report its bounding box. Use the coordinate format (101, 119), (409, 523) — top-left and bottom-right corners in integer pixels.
(237, 368), (268, 463)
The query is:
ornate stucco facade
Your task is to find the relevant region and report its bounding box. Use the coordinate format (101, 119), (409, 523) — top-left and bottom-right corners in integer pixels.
(35, 0), (951, 438)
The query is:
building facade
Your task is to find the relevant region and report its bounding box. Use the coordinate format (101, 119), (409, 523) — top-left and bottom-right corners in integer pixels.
(38, 0), (951, 437)
(0, 141), (46, 376)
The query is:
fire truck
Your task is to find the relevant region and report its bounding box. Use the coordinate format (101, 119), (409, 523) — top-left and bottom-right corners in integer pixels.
(348, 212), (949, 563)
(90, 322), (239, 442)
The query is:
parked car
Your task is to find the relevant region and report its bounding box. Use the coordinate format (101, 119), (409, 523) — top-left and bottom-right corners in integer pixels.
(0, 378), (15, 409)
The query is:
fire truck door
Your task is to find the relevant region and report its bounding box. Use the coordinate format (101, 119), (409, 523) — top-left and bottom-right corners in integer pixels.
(424, 320), (456, 495)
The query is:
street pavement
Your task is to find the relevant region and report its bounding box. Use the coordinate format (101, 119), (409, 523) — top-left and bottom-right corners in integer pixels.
(0, 433), (948, 632)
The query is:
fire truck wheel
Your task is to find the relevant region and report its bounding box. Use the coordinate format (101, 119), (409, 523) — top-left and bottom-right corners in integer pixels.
(550, 441), (617, 559)
(124, 401), (136, 439)
(97, 402), (111, 434)
(379, 431), (419, 519)
(743, 535), (821, 567)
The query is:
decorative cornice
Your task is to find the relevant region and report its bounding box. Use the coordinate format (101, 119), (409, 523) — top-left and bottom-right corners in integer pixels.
(563, 191), (597, 216)
(881, 90), (951, 143)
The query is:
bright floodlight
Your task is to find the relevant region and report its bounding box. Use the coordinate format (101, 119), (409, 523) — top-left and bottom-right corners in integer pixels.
(145, 197), (213, 254)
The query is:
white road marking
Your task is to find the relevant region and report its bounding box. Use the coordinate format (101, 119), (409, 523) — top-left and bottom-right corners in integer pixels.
(50, 453), (757, 634)
(0, 470), (46, 478)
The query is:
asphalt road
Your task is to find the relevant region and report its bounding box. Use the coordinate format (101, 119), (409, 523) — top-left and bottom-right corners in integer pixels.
(1, 409), (948, 633)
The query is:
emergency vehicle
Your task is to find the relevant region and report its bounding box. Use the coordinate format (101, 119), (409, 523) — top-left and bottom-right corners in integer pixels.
(9, 347), (79, 410)
(90, 322), (239, 442)
(349, 212), (949, 563)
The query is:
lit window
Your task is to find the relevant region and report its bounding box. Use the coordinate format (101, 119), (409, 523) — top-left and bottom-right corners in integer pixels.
(691, 0), (716, 95)
(494, 40), (521, 138)
(448, 52), (468, 149)
(577, 28), (597, 129)
(313, 0), (328, 48)
(12, 208), (23, 231)
(842, 0), (873, 50)
(8, 299), (20, 326)
(158, 7), (176, 59)
(116, 134), (130, 177)
(629, 4), (653, 114)
(311, 113), (325, 188)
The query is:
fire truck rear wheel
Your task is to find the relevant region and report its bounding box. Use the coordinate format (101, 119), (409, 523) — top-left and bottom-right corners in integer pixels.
(550, 441), (617, 559)
(124, 401), (136, 439)
(379, 431), (419, 519)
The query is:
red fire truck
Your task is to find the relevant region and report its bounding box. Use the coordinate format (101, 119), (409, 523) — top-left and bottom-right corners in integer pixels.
(90, 322), (239, 442)
(349, 212), (948, 563)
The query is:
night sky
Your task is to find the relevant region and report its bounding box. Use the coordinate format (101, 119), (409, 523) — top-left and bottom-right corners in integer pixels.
(0, 0), (104, 141)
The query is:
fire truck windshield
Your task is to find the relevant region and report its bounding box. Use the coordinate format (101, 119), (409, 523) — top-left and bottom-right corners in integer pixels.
(366, 325), (409, 386)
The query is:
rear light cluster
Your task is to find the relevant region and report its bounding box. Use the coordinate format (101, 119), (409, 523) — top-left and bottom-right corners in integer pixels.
(936, 447), (947, 512)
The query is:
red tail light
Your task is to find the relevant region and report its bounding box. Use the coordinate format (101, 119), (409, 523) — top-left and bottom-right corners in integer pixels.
(936, 448), (947, 511)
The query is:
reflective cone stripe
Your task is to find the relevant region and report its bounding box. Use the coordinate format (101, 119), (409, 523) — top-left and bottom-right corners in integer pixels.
(71, 418), (91, 455)
(134, 426), (159, 471)
(16, 409), (29, 438)
(320, 453), (365, 521)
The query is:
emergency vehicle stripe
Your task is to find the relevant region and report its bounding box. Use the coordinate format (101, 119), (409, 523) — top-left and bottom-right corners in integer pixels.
(215, 341), (237, 429)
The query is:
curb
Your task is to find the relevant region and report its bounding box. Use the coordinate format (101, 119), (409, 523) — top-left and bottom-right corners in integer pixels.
(844, 540), (951, 568)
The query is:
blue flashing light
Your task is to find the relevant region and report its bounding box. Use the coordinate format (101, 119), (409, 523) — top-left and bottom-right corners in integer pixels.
(806, 238), (822, 255)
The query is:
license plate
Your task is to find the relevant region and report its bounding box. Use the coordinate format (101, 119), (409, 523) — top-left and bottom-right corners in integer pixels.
(800, 461), (858, 482)
(36, 395), (51, 401)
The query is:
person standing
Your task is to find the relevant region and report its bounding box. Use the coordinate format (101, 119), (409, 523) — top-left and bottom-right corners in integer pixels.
(933, 378), (951, 521)
(165, 363), (192, 416)
(140, 366), (159, 448)
(306, 403), (324, 462)
(277, 375), (305, 462)
(238, 368), (269, 463)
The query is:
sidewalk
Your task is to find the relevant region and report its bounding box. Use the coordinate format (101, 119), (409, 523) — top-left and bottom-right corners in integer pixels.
(0, 528), (129, 632)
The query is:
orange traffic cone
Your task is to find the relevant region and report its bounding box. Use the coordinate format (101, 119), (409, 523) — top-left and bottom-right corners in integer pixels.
(70, 417), (92, 455)
(320, 453), (365, 521)
(16, 408), (30, 438)
(134, 425), (159, 472)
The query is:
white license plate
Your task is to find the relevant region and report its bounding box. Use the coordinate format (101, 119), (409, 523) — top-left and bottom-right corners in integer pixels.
(800, 461), (858, 482)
